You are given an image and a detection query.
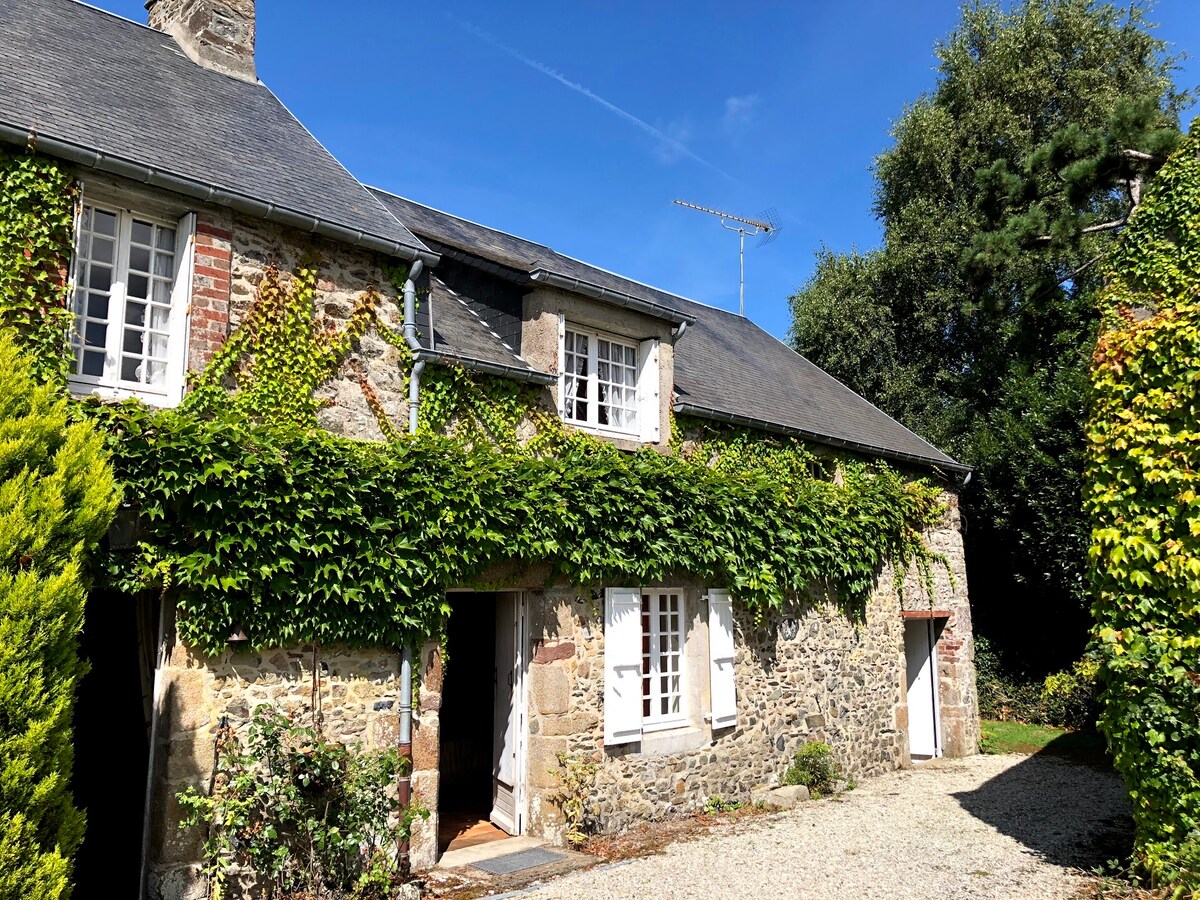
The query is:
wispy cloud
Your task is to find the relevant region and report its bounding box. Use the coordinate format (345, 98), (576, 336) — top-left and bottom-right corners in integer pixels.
(654, 119), (693, 164)
(722, 94), (761, 134)
(450, 15), (734, 181)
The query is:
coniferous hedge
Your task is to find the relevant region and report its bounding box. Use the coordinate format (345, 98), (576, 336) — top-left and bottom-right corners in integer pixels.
(0, 331), (119, 900)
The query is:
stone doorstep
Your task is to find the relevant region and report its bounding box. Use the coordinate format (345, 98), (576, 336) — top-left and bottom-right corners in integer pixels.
(428, 836), (598, 899)
(435, 834), (546, 869)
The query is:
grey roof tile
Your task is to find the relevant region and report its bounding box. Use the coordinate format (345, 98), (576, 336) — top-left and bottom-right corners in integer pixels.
(416, 274), (540, 376)
(0, 0), (428, 258)
(371, 189), (965, 472)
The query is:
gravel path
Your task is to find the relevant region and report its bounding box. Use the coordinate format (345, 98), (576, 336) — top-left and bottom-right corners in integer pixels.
(520, 753), (1131, 900)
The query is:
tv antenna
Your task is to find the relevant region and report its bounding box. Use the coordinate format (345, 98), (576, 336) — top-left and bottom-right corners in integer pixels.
(673, 200), (780, 316)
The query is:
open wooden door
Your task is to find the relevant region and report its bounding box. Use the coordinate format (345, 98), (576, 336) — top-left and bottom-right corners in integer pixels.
(491, 592), (523, 833)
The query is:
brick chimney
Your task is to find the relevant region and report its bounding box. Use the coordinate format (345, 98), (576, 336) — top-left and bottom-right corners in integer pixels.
(145, 0), (256, 83)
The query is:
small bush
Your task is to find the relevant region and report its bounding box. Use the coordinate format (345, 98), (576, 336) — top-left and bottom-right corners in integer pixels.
(975, 635), (1099, 730)
(178, 705), (428, 899)
(1040, 657), (1100, 731)
(783, 741), (841, 795)
(702, 796), (744, 815)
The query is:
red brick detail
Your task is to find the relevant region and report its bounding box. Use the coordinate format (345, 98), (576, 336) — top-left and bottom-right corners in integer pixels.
(187, 214), (233, 373)
(900, 609), (951, 620)
(532, 641), (576, 664)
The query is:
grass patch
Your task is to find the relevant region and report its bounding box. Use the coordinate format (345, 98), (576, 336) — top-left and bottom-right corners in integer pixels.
(980, 719), (1107, 758)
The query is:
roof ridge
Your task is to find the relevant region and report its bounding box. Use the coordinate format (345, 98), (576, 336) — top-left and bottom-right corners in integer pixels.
(367, 185), (553, 256)
(367, 184), (743, 320)
(265, 90), (428, 254)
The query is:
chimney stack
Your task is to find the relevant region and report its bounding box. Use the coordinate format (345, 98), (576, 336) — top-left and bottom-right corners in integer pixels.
(145, 0), (256, 83)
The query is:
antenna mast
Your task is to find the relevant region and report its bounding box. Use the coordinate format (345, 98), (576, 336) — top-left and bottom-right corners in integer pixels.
(673, 200), (779, 316)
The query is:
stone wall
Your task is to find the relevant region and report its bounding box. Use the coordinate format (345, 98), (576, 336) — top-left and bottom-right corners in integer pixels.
(507, 488), (976, 840)
(221, 214), (411, 441)
(145, 633), (410, 900)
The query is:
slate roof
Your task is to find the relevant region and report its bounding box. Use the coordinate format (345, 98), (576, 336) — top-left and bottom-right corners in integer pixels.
(415, 275), (546, 380)
(372, 189), (966, 474)
(0, 0), (432, 261)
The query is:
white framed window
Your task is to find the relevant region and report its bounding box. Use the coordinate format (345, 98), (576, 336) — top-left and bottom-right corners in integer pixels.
(559, 320), (661, 442)
(562, 326), (639, 433)
(641, 590), (685, 730)
(69, 202), (195, 405)
(604, 587), (738, 747)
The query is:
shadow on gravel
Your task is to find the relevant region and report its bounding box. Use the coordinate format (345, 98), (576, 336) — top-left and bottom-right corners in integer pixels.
(952, 739), (1134, 871)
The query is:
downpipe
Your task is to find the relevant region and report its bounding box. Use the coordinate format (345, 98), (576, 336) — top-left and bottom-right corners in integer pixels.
(398, 258), (424, 871)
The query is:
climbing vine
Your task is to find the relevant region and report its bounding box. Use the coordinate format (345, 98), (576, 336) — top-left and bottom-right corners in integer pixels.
(0, 147), (953, 663)
(0, 145), (77, 384)
(184, 259), (386, 428)
(1086, 122), (1200, 893)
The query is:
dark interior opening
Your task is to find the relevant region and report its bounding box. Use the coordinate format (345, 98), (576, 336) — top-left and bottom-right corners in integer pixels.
(438, 592), (497, 851)
(73, 589), (153, 897)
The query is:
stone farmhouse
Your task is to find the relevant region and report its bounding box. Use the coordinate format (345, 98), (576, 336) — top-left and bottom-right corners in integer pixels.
(0, 0), (979, 896)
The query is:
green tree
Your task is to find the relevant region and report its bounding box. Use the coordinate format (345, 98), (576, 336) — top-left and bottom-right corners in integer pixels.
(789, 0), (1188, 672)
(0, 330), (119, 900)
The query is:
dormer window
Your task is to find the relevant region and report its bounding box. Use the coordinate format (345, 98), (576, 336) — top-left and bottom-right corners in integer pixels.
(69, 201), (195, 405)
(558, 321), (660, 442)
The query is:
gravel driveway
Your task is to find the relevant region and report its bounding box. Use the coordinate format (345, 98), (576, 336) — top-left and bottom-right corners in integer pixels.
(520, 753), (1130, 900)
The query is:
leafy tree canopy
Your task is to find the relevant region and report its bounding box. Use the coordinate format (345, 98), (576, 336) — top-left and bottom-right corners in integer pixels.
(789, 0), (1189, 671)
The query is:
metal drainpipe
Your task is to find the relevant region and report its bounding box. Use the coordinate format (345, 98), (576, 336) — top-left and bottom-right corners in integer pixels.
(397, 258), (424, 870)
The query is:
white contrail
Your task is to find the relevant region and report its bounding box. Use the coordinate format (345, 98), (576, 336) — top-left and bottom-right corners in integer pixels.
(451, 16), (735, 181)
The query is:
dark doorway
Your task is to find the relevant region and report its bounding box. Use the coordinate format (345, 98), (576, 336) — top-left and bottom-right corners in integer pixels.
(73, 589), (154, 897)
(438, 592), (499, 852)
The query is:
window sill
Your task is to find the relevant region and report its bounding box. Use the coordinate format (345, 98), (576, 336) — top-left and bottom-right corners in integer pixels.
(68, 380), (180, 408)
(636, 723), (708, 757)
(562, 419), (643, 443)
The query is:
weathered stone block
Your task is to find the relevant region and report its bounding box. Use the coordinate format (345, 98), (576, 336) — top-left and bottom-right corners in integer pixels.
(764, 785), (810, 809)
(526, 736), (569, 789)
(537, 711), (599, 737)
(529, 664), (570, 715)
(411, 718), (439, 770)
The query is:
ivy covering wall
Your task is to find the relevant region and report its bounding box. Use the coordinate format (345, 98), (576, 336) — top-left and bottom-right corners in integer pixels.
(0, 146), (76, 383)
(1087, 123), (1200, 892)
(0, 145), (951, 661)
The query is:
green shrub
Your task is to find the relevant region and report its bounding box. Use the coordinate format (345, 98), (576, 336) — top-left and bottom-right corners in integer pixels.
(1040, 657), (1100, 731)
(178, 705), (428, 898)
(0, 330), (119, 900)
(783, 741), (841, 796)
(976, 635), (1100, 730)
(1087, 123), (1200, 894)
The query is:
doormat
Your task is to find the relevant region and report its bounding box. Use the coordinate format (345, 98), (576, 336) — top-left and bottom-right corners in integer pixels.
(471, 847), (567, 875)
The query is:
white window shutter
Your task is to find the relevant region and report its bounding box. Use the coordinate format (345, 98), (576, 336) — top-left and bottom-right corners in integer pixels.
(604, 587), (643, 746)
(167, 212), (197, 405)
(637, 338), (661, 443)
(707, 590), (737, 730)
(556, 313), (567, 420)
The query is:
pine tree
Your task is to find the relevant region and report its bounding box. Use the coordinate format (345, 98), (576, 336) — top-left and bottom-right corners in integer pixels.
(0, 329), (119, 900)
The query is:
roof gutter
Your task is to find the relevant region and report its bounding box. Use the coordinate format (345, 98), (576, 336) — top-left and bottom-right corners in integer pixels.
(529, 268), (694, 327)
(413, 349), (557, 385)
(0, 123), (439, 267)
(673, 401), (973, 478)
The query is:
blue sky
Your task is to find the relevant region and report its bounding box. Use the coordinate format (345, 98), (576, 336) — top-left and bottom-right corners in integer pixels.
(106, 1), (1199, 338)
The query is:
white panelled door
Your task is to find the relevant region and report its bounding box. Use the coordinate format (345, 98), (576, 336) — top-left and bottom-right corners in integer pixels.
(491, 592), (523, 833)
(904, 620), (942, 760)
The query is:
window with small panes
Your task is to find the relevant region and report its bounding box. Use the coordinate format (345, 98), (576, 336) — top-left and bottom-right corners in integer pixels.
(69, 203), (189, 402)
